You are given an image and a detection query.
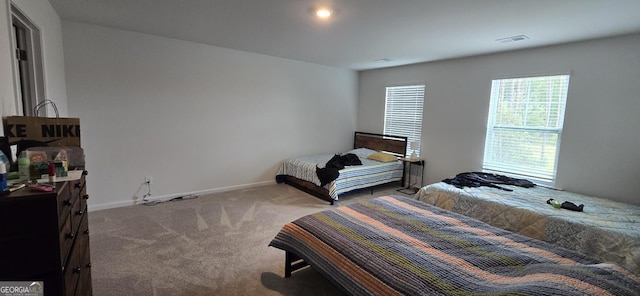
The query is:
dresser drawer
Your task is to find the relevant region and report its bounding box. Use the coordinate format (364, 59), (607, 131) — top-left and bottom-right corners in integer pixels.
(72, 201), (85, 233)
(58, 212), (74, 267)
(79, 185), (89, 215)
(64, 212), (90, 296)
(57, 183), (74, 230)
(74, 236), (92, 296)
(74, 212), (90, 260)
(63, 247), (82, 296)
(69, 173), (86, 201)
(75, 218), (92, 295)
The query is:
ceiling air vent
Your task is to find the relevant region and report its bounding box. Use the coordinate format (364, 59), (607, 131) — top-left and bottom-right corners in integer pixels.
(496, 35), (529, 43)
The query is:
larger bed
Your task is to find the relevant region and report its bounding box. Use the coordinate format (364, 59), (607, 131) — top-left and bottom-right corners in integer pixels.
(269, 195), (640, 295)
(276, 132), (407, 204)
(414, 179), (640, 276)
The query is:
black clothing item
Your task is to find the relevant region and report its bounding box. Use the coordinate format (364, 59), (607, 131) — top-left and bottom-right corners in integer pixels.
(317, 166), (340, 186)
(340, 153), (362, 166)
(443, 172), (535, 191)
(325, 154), (345, 170)
(316, 153), (363, 186)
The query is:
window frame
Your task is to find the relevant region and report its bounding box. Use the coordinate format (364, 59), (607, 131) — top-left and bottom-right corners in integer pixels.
(482, 73), (571, 186)
(383, 84), (425, 158)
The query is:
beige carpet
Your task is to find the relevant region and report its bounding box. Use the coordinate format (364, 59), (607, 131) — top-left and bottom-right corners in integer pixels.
(89, 182), (408, 295)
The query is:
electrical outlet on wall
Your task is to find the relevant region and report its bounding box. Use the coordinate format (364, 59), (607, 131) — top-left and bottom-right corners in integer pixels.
(145, 176), (153, 184)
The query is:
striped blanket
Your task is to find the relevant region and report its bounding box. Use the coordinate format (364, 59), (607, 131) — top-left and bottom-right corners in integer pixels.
(276, 154), (403, 200)
(269, 195), (640, 295)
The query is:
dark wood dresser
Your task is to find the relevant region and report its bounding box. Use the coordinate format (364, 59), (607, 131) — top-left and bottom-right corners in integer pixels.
(0, 170), (92, 295)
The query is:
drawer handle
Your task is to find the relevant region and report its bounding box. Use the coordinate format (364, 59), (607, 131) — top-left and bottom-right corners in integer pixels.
(66, 232), (75, 239)
(84, 229), (90, 235)
(63, 199), (72, 206)
(86, 263), (92, 268)
(73, 267), (81, 274)
(75, 183), (83, 189)
(83, 194), (90, 200)
(76, 210), (84, 216)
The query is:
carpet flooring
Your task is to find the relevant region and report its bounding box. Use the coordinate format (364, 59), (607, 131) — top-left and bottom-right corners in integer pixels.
(89, 182), (408, 295)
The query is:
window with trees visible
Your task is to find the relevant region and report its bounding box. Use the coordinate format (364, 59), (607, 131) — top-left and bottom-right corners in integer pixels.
(384, 85), (424, 157)
(483, 74), (570, 185)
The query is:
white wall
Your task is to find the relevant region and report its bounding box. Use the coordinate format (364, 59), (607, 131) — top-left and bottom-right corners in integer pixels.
(359, 34), (640, 205)
(62, 22), (358, 210)
(0, 0), (67, 119)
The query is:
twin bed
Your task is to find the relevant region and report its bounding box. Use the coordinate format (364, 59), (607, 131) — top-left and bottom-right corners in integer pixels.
(272, 134), (640, 294)
(276, 132), (407, 204)
(414, 181), (640, 276)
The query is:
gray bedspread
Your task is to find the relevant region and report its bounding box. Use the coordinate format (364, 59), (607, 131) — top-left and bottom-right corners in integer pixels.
(414, 182), (640, 275)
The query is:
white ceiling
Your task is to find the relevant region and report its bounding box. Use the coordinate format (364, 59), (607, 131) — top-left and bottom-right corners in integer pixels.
(48, 0), (640, 70)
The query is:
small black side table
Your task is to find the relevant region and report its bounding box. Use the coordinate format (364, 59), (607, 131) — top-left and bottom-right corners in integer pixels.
(397, 157), (425, 195)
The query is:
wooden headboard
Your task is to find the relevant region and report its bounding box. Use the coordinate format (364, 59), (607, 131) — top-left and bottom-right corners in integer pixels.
(353, 132), (408, 157)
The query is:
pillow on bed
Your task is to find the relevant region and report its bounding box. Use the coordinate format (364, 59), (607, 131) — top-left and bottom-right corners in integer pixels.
(347, 148), (378, 158)
(367, 152), (398, 162)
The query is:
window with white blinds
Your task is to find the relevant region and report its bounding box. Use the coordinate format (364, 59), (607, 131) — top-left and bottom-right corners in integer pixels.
(384, 85), (424, 157)
(483, 74), (570, 184)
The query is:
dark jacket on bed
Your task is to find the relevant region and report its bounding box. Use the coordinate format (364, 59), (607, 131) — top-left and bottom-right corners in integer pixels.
(317, 153), (362, 186)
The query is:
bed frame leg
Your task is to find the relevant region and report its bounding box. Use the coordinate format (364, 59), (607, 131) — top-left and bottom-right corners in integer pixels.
(285, 251), (293, 277)
(285, 250), (308, 278)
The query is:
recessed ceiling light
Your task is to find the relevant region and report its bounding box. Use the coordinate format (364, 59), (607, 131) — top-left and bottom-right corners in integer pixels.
(316, 8), (332, 19)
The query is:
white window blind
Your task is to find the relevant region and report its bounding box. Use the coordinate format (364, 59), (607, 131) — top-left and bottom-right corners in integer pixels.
(384, 85), (424, 157)
(483, 74), (570, 184)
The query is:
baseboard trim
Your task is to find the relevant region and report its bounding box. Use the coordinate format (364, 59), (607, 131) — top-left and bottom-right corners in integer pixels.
(88, 180), (276, 212)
